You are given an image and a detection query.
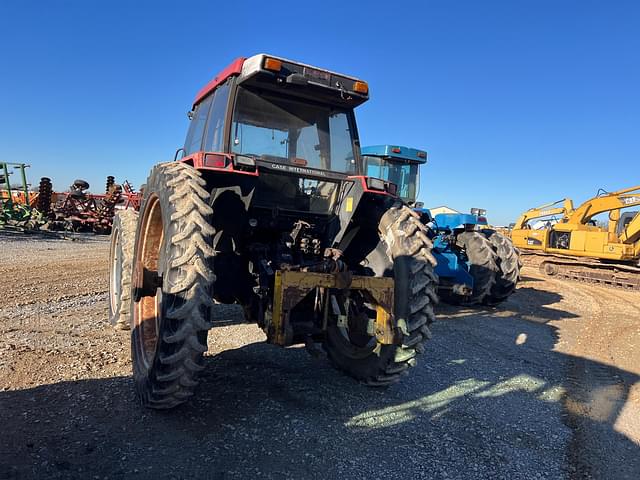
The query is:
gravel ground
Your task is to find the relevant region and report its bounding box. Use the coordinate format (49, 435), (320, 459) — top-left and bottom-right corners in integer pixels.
(0, 232), (639, 479)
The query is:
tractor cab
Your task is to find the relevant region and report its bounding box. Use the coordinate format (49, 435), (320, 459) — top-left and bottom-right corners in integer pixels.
(180, 54), (375, 218)
(360, 145), (427, 205)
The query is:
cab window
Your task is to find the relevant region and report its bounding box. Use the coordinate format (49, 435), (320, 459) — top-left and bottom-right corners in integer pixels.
(203, 82), (231, 152)
(184, 95), (213, 155)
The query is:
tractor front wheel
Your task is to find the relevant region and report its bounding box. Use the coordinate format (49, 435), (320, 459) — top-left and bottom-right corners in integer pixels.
(130, 162), (215, 409)
(108, 209), (138, 330)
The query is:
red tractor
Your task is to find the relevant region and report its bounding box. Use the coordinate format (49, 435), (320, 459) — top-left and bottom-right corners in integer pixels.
(109, 54), (438, 409)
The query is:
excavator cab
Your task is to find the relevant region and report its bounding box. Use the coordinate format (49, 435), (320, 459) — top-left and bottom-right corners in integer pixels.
(616, 210), (638, 236)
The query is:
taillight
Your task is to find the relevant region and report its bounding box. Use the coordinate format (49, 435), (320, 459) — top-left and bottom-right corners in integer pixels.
(204, 153), (227, 168)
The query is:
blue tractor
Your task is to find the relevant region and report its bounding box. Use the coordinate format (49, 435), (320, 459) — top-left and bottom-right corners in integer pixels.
(362, 145), (520, 305)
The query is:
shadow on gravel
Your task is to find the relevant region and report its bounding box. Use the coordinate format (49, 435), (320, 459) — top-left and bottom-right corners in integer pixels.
(498, 287), (579, 322)
(437, 287), (640, 480)
(2, 304), (639, 479)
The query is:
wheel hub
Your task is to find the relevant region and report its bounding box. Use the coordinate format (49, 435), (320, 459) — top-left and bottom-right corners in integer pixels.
(133, 260), (163, 302)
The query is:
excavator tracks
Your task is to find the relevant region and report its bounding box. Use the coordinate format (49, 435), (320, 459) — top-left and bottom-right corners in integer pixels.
(521, 252), (640, 290)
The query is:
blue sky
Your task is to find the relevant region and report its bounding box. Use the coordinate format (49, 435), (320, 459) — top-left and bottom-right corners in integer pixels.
(0, 0), (638, 225)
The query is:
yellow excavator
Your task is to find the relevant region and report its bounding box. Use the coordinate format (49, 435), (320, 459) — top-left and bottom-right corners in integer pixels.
(510, 198), (575, 251)
(512, 185), (640, 289)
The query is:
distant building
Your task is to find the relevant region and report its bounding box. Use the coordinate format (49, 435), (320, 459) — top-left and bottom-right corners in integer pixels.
(429, 206), (460, 216)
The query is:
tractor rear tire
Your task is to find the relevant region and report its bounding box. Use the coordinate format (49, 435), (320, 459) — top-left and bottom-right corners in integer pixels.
(457, 231), (499, 305)
(108, 209), (138, 330)
(324, 204), (438, 387)
(481, 229), (520, 304)
(130, 162), (215, 409)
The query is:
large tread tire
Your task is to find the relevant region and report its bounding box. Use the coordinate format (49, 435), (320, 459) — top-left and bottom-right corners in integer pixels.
(131, 162), (215, 409)
(457, 231), (499, 305)
(481, 229), (520, 304)
(108, 209), (138, 330)
(324, 204), (438, 387)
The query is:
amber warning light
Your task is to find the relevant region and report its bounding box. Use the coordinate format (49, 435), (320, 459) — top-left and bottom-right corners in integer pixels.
(263, 57), (282, 72)
(353, 81), (368, 94)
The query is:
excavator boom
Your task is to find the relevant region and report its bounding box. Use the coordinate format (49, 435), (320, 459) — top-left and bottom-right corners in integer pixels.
(510, 198), (574, 251)
(513, 198), (574, 229)
(564, 185), (640, 225)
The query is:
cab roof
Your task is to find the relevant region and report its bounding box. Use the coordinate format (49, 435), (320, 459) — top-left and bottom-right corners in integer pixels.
(361, 145), (427, 164)
(193, 57), (245, 108)
(192, 54), (369, 109)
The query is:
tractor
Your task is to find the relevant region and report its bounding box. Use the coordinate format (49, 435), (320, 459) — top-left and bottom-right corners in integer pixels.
(361, 145), (520, 305)
(109, 54), (438, 409)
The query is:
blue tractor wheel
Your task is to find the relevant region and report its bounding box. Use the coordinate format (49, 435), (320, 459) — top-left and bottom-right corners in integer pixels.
(456, 231), (499, 304)
(481, 229), (521, 304)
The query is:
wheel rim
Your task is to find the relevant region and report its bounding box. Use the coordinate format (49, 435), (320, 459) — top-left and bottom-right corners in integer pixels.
(331, 296), (378, 359)
(133, 194), (164, 369)
(109, 227), (122, 314)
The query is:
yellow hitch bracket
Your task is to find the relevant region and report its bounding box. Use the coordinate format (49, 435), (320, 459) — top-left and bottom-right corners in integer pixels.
(269, 270), (396, 346)
(375, 305), (395, 345)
